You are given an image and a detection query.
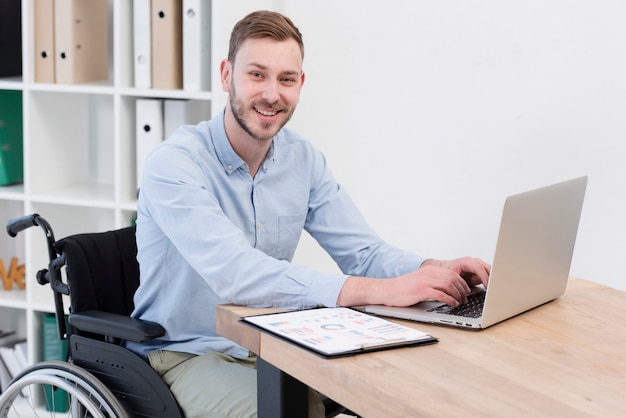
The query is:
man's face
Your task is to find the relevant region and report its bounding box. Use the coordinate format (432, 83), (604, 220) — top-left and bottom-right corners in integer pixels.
(222, 37), (305, 142)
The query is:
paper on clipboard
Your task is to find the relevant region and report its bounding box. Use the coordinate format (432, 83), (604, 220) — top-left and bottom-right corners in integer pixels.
(242, 307), (437, 357)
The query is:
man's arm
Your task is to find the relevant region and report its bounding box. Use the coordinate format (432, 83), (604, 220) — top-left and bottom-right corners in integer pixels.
(336, 257), (490, 308)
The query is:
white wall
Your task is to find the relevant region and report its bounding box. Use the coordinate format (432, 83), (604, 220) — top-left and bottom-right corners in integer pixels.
(213, 0), (626, 291)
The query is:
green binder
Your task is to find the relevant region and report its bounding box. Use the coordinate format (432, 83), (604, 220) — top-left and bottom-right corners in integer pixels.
(0, 90), (23, 186)
(42, 314), (69, 412)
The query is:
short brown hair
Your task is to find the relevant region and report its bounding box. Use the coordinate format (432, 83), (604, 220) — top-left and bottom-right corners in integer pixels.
(228, 10), (304, 63)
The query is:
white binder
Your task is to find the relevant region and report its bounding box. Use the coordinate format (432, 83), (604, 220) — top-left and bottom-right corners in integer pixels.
(163, 99), (209, 138)
(136, 99), (164, 189)
(182, 0), (211, 91)
(133, 0), (152, 89)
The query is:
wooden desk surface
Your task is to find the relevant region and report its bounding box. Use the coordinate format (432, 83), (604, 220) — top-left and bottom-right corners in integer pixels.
(216, 278), (626, 417)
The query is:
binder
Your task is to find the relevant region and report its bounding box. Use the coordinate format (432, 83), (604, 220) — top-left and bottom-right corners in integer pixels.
(0, 355), (9, 392)
(152, 0), (183, 89)
(34, 0), (56, 83)
(0, 330), (17, 392)
(43, 314), (69, 411)
(182, 0), (211, 92)
(0, 0), (22, 78)
(163, 99), (207, 138)
(243, 307), (438, 358)
(136, 98), (164, 189)
(14, 340), (28, 371)
(0, 340), (27, 398)
(133, 0), (152, 88)
(0, 90), (24, 186)
(54, 0), (109, 84)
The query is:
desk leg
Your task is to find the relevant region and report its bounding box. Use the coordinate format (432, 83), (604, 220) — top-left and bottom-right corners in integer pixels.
(257, 356), (309, 418)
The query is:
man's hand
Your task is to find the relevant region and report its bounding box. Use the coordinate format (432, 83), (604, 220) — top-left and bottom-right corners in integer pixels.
(422, 257), (490, 288)
(336, 257), (491, 308)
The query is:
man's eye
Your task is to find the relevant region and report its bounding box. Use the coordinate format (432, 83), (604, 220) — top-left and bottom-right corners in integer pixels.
(250, 72), (262, 78)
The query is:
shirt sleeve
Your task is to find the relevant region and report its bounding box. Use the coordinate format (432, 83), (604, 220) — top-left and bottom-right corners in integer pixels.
(304, 149), (428, 279)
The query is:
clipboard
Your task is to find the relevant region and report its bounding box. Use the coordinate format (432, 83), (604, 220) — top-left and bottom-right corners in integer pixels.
(242, 307), (438, 358)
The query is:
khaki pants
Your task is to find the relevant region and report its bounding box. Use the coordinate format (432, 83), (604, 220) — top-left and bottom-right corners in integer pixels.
(148, 350), (325, 418)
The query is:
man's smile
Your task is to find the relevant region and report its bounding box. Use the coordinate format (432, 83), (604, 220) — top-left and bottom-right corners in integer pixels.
(254, 106), (281, 117)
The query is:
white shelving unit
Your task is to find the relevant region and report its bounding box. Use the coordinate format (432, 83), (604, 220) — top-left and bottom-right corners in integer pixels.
(0, 0), (222, 371)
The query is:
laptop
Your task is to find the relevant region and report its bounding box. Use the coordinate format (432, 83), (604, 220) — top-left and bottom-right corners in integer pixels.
(364, 176), (588, 329)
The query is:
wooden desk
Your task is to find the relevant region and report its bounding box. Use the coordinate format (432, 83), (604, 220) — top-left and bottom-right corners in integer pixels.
(216, 278), (626, 417)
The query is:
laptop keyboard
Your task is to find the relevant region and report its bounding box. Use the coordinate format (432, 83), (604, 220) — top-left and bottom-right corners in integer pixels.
(428, 291), (486, 318)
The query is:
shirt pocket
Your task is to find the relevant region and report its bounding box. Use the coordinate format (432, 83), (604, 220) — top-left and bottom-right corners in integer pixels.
(276, 211), (308, 261)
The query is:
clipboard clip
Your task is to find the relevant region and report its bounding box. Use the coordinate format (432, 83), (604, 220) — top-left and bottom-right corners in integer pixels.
(357, 337), (407, 350)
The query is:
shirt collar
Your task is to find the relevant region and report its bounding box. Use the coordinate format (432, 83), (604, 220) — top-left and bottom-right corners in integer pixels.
(209, 109), (246, 175)
(209, 108), (276, 175)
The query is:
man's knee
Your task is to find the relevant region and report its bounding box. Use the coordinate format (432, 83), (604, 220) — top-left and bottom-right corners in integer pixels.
(149, 351), (257, 417)
(148, 350), (324, 417)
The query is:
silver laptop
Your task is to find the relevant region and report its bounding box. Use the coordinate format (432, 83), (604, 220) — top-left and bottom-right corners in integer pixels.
(364, 176), (588, 329)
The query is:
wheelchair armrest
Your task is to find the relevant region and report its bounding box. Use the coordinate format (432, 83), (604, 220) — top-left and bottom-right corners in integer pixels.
(68, 310), (166, 343)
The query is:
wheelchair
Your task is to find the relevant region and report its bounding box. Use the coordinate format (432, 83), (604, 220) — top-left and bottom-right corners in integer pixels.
(1, 214), (181, 417)
(1, 214), (354, 418)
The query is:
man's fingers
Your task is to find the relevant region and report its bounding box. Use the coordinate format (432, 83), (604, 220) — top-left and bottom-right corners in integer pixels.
(425, 289), (461, 307)
(432, 273), (471, 306)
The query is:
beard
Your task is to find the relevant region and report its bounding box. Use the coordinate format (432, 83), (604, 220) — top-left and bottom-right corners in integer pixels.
(229, 86), (297, 142)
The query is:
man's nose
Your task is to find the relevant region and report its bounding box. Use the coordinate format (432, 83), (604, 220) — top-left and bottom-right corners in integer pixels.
(261, 80), (280, 103)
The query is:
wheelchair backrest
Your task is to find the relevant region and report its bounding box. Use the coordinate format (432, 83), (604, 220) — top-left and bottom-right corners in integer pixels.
(52, 226), (139, 317)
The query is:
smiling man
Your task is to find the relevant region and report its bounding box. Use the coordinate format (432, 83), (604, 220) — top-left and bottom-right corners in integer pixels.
(129, 10), (490, 418)
(222, 33), (305, 176)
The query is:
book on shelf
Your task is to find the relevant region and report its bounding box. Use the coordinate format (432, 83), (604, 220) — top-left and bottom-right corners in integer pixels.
(43, 313), (69, 412)
(0, 357), (9, 393)
(0, 331), (28, 396)
(0, 90), (24, 186)
(0, 330), (17, 392)
(0, 339), (27, 379)
(0, 0), (22, 79)
(13, 340), (28, 372)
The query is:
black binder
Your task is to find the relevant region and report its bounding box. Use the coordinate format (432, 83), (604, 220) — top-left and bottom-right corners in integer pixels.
(0, 0), (22, 79)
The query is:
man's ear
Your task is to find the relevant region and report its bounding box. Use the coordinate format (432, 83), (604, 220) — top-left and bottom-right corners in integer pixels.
(299, 71), (306, 89)
(220, 59), (232, 92)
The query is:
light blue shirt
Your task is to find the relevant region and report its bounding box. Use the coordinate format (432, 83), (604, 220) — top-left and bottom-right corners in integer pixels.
(129, 109), (427, 359)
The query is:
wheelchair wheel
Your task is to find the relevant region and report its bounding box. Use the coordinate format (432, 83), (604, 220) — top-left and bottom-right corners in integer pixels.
(0, 360), (128, 418)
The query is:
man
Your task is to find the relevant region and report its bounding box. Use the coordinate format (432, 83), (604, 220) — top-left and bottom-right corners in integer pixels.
(129, 10), (490, 418)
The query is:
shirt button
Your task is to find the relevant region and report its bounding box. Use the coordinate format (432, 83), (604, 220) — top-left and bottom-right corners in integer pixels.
(227, 164), (233, 170)
(257, 222), (262, 229)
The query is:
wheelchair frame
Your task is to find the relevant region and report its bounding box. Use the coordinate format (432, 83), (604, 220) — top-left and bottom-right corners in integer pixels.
(1, 214), (182, 417)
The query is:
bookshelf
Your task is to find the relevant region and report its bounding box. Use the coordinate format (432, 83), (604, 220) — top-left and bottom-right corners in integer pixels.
(0, 0), (224, 374)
